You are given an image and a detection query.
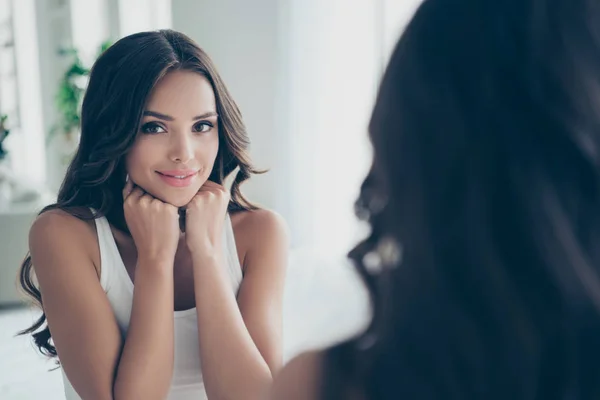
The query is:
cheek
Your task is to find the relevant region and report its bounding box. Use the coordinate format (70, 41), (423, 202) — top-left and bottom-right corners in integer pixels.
(125, 149), (140, 175)
(199, 134), (220, 169)
(125, 140), (156, 178)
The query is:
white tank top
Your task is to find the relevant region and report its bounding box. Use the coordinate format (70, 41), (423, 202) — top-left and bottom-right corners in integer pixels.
(61, 213), (244, 400)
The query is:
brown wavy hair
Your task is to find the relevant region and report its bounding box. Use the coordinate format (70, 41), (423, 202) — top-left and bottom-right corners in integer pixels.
(18, 29), (261, 358)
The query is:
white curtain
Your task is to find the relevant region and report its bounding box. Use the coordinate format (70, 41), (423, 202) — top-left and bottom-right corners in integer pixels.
(5, 0), (45, 186)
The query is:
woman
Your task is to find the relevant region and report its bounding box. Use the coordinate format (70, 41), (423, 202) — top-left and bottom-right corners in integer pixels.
(19, 30), (288, 400)
(272, 0), (600, 398)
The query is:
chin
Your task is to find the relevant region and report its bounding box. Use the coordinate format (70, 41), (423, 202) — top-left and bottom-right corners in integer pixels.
(146, 187), (198, 208)
(164, 192), (198, 208)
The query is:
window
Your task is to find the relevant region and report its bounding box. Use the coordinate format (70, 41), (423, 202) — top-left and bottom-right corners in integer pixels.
(0, 0), (20, 135)
(7, 0), (45, 185)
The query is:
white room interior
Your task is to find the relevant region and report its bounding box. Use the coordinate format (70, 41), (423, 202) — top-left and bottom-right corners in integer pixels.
(0, 0), (422, 397)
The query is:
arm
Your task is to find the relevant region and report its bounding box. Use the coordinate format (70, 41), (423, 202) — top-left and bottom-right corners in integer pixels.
(30, 210), (175, 400)
(192, 209), (289, 400)
(113, 257), (175, 399)
(270, 352), (323, 400)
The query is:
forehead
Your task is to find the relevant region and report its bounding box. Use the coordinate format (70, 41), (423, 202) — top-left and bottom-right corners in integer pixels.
(145, 70), (216, 114)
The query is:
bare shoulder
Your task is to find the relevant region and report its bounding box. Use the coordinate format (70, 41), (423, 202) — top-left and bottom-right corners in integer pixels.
(230, 208), (289, 239)
(29, 208), (100, 274)
(230, 209), (290, 269)
(30, 208), (96, 247)
(270, 351), (324, 400)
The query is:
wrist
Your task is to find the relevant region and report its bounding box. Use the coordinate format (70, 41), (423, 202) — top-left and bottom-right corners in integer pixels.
(188, 237), (223, 258)
(137, 255), (174, 272)
(191, 247), (223, 266)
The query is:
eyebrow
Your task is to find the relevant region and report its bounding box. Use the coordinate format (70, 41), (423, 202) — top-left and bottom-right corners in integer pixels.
(143, 110), (219, 121)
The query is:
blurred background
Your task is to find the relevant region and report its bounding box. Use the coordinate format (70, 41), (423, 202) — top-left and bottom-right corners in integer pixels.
(0, 0), (420, 397)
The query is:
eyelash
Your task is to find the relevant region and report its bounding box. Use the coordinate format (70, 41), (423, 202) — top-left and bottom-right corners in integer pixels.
(140, 121), (214, 135)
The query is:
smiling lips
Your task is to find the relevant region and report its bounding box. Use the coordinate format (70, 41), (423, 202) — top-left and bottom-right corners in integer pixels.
(156, 169), (199, 187)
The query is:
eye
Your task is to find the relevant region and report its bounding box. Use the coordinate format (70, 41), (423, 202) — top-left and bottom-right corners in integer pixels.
(140, 122), (166, 134)
(194, 121), (214, 133)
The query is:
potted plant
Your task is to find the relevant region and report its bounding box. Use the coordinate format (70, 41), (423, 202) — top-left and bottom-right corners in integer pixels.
(51, 49), (89, 145)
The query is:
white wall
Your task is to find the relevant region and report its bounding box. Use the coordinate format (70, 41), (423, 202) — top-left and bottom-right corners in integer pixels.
(285, 0), (379, 255)
(118, 0), (171, 37)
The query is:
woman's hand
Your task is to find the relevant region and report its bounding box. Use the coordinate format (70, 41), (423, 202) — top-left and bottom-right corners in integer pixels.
(123, 177), (180, 266)
(184, 181), (230, 259)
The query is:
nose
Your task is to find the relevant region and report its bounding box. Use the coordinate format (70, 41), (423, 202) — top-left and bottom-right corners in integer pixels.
(169, 133), (194, 164)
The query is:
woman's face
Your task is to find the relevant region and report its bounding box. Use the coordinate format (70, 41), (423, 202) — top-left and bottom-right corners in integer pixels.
(126, 70), (219, 207)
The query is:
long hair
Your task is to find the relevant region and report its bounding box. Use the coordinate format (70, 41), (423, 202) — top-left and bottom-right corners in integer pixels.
(19, 29), (261, 358)
(324, 0), (600, 398)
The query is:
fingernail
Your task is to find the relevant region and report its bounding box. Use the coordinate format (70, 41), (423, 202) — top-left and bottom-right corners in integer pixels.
(125, 174), (129, 183)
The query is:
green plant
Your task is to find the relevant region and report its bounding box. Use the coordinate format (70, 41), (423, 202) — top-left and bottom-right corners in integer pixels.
(50, 50), (89, 143)
(48, 40), (113, 144)
(0, 114), (9, 160)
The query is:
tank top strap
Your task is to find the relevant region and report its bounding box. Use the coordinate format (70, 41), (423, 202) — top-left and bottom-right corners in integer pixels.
(224, 213), (243, 291)
(92, 212), (118, 292)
